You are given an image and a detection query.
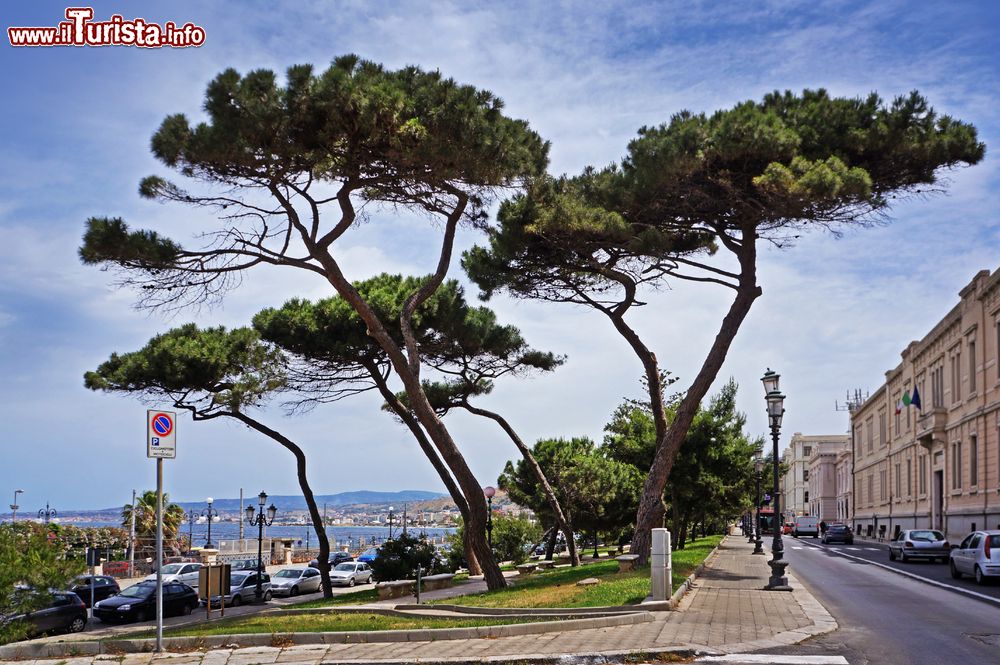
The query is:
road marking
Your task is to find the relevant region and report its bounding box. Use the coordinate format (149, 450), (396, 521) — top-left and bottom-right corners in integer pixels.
(845, 547), (860, 550)
(801, 541), (1000, 607)
(863, 547), (879, 551)
(791, 546), (804, 550)
(696, 655), (849, 664)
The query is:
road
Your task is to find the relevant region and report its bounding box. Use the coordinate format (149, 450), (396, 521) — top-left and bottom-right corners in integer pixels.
(747, 537), (1000, 665)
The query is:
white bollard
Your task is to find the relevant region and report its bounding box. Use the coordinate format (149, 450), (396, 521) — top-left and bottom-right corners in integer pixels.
(649, 528), (672, 601)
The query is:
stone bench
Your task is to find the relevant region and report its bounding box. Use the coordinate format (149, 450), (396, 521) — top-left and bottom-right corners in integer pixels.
(616, 554), (640, 572)
(516, 563), (538, 576)
(535, 560), (555, 570)
(375, 580), (415, 600)
(421, 573), (455, 591)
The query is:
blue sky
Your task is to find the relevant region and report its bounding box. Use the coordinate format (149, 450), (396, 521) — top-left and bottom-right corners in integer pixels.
(1, 1), (998, 512)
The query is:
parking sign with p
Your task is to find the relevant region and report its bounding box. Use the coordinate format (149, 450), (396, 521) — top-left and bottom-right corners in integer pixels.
(147, 410), (176, 459)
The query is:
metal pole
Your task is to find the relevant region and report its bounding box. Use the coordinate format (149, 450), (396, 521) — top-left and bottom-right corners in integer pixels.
(129, 489), (136, 577)
(753, 469), (764, 554)
(256, 517), (264, 602)
(486, 496), (493, 549)
(239, 488), (244, 541)
(766, 425), (790, 590)
(155, 458), (163, 652)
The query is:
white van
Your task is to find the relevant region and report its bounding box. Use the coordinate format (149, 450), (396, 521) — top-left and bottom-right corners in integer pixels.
(792, 516), (819, 538)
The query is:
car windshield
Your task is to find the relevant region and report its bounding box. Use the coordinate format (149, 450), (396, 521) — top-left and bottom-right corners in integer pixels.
(274, 570), (301, 578)
(159, 564), (184, 574)
(120, 585), (154, 599)
(909, 530), (944, 541)
(830, 526), (848, 532)
(230, 573), (250, 584)
(334, 563), (356, 572)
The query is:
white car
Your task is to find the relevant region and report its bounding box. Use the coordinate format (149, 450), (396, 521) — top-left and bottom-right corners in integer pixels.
(269, 567), (323, 597)
(330, 561), (374, 587)
(950, 530), (1000, 585)
(143, 562), (202, 586)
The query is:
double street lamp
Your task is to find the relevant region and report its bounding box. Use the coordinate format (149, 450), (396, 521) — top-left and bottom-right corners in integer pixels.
(761, 369), (791, 591)
(38, 501), (57, 524)
(185, 509), (198, 554)
(483, 486), (496, 549)
(202, 497), (219, 549)
(10, 489), (23, 523)
(245, 491), (277, 602)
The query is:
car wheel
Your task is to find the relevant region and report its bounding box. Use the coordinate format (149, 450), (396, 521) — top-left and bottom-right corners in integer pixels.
(950, 561), (962, 579)
(181, 602), (193, 616)
(900, 551), (909, 563)
(135, 610), (148, 623)
(348, 577), (356, 587)
(290, 586), (299, 597)
(230, 595), (241, 607)
(889, 549), (896, 561)
(975, 566), (986, 586)
(68, 617), (87, 633)
(263, 590), (272, 602)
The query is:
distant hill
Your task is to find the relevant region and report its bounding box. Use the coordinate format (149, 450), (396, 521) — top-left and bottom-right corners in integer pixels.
(88, 490), (446, 514)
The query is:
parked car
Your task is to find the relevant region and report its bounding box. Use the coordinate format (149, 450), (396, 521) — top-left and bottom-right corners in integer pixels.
(949, 530), (1000, 585)
(357, 548), (379, 563)
(821, 524), (855, 545)
(1, 591), (87, 638)
(93, 581), (199, 623)
(792, 516), (819, 538)
(889, 529), (949, 563)
(69, 575), (120, 608)
(143, 562), (202, 586)
(329, 561), (374, 587)
(229, 559), (259, 572)
(202, 571), (272, 607)
(270, 567), (323, 596)
(308, 551), (353, 569)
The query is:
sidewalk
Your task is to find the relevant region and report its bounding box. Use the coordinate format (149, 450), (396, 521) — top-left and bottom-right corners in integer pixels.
(0, 536), (837, 664)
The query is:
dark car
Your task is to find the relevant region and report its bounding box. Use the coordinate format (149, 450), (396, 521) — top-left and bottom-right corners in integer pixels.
(1, 591), (88, 638)
(229, 559), (259, 572)
(69, 575), (120, 608)
(308, 551), (353, 569)
(93, 581), (198, 623)
(821, 524), (854, 545)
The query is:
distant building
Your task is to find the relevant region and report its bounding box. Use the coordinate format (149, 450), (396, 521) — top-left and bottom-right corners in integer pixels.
(851, 268), (1000, 542)
(835, 447), (852, 523)
(807, 437), (850, 522)
(781, 434), (848, 522)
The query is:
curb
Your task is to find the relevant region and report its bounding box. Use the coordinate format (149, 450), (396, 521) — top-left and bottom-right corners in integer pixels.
(0, 612), (654, 659)
(398, 603), (658, 617)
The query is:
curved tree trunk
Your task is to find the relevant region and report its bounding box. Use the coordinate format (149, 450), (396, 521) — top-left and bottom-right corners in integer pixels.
(460, 403), (580, 566)
(215, 411), (335, 598)
(544, 526), (558, 560)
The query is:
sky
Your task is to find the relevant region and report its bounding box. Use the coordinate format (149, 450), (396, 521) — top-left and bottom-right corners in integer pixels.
(1, 0), (998, 512)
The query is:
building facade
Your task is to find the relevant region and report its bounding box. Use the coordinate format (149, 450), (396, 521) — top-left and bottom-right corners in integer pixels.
(851, 268), (1000, 542)
(807, 438), (850, 522)
(781, 433), (849, 523)
(835, 447), (852, 523)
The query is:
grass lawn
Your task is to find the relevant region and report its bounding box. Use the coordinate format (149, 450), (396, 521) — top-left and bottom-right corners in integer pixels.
(431, 534), (723, 609)
(291, 587), (379, 608)
(140, 613), (546, 638)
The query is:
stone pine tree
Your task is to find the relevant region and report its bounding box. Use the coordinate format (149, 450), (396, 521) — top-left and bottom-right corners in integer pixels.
(79, 57), (549, 588)
(464, 89), (984, 560)
(85, 324), (340, 598)
(254, 273), (579, 567)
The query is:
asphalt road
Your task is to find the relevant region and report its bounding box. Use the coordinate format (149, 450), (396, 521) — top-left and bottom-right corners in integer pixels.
(750, 538), (1000, 665)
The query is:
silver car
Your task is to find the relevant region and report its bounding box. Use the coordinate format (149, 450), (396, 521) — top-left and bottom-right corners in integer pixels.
(143, 562), (202, 586)
(202, 571), (271, 607)
(888, 529), (950, 563)
(269, 567), (322, 596)
(950, 530), (1000, 585)
(330, 561), (374, 587)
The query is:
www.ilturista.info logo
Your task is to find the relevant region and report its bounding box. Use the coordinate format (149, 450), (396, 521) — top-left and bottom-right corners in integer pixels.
(8, 7), (205, 48)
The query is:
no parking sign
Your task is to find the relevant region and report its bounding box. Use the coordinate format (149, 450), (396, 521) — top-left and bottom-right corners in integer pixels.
(147, 410), (176, 459)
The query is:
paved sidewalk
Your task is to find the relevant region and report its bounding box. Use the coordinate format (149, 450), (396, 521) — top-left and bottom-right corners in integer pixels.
(1, 536), (836, 664)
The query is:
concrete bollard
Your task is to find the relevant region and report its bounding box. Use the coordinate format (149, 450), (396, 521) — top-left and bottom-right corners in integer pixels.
(649, 528), (672, 601)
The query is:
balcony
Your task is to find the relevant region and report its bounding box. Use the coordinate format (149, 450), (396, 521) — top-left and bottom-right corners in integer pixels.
(915, 407), (947, 449)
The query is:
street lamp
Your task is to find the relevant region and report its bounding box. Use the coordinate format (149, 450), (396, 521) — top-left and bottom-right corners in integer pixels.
(185, 509), (198, 554)
(387, 506), (394, 540)
(38, 501), (57, 524)
(761, 369), (791, 591)
(10, 489), (23, 523)
(202, 498), (219, 549)
(753, 451), (765, 555)
(483, 486), (496, 549)
(245, 491), (277, 602)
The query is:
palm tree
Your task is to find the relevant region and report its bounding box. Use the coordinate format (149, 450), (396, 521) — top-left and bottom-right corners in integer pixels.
(122, 490), (185, 557)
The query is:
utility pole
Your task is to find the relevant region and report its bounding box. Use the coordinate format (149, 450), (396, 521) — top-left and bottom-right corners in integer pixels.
(129, 489), (136, 577)
(239, 488), (244, 541)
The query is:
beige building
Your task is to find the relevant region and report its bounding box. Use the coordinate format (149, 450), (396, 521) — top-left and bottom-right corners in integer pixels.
(807, 437), (850, 521)
(851, 268), (1000, 542)
(781, 433), (849, 523)
(835, 447), (852, 523)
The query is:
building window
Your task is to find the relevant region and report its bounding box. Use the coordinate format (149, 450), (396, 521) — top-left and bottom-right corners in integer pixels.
(951, 352), (962, 403)
(895, 463), (901, 498)
(894, 394), (901, 436)
(803, 468), (809, 482)
(868, 474), (874, 506)
(919, 456), (927, 494)
(968, 340), (976, 393)
(803, 446), (812, 458)
(867, 418), (874, 454)
(906, 459), (912, 496)
(952, 441), (962, 490)
(879, 411), (887, 446)
(804, 491), (809, 503)
(970, 435), (978, 487)
(880, 469), (887, 501)
(932, 366), (944, 408)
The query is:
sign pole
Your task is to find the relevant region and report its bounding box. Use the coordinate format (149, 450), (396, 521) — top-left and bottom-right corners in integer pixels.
(155, 457), (163, 652)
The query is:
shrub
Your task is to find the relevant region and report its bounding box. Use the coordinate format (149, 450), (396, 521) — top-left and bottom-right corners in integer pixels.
(370, 533), (448, 582)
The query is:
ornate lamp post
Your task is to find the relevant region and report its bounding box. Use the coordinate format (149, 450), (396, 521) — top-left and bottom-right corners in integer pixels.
(202, 497), (219, 549)
(38, 501), (57, 524)
(185, 509), (198, 553)
(753, 451), (765, 555)
(387, 506), (394, 540)
(483, 486), (496, 549)
(761, 369), (791, 590)
(245, 491), (277, 602)
(10, 489), (23, 523)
